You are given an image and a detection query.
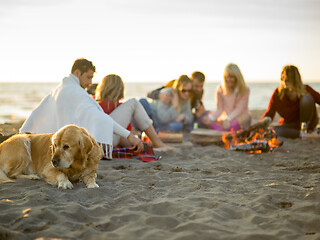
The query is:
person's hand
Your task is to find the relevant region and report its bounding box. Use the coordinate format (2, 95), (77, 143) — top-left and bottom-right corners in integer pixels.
(159, 92), (172, 105)
(127, 133), (144, 152)
(171, 90), (179, 109)
(261, 116), (272, 124)
(222, 119), (231, 130)
(175, 114), (185, 122)
(195, 105), (206, 117)
(201, 115), (212, 127)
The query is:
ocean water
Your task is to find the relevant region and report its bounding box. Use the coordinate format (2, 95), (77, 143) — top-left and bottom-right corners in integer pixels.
(0, 81), (319, 124)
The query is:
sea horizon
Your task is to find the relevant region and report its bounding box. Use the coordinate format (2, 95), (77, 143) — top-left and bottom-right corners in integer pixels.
(2, 79), (320, 83)
(0, 81), (319, 124)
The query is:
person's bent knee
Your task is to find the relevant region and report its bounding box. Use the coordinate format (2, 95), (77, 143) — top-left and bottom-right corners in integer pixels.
(169, 122), (184, 132)
(127, 98), (139, 106)
(124, 98), (141, 113)
(274, 126), (299, 138)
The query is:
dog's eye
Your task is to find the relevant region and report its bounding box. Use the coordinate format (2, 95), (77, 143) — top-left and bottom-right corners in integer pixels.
(63, 145), (70, 150)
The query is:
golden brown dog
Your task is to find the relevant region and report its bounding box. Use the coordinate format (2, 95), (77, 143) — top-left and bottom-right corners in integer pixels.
(0, 125), (103, 189)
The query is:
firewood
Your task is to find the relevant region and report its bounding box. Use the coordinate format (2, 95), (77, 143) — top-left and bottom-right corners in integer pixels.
(190, 135), (224, 146)
(224, 117), (272, 142)
(229, 141), (270, 152)
(157, 131), (183, 143)
(190, 128), (225, 145)
(189, 117), (276, 147)
(190, 128), (225, 137)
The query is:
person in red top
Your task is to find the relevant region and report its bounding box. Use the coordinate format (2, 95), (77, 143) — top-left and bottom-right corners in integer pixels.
(95, 74), (168, 149)
(98, 96), (133, 131)
(261, 65), (320, 138)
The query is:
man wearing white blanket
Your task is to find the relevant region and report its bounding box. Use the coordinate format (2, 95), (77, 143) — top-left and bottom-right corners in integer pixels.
(20, 58), (143, 159)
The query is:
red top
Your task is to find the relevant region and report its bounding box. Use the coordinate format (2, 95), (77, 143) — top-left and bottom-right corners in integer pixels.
(97, 99), (133, 131)
(261, 85), (320, 125)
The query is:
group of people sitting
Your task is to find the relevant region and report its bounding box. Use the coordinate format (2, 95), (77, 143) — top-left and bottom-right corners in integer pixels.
(142, 64), (251, 133)
(19, 58), (320, 158)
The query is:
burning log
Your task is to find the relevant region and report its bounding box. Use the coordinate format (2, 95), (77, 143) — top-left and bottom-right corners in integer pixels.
(229, 140), (270, 152)
(222, 117), (283, 153)
(224, 117), (272, 143)
(190, 117), (282, 152)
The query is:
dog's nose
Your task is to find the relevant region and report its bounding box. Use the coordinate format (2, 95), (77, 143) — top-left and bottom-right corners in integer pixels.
(52, 157), (60, 167)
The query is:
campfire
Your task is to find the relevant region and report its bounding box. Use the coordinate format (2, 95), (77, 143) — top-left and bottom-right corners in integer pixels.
(190, 117), (283, 153)
(222, 117), (282, 153)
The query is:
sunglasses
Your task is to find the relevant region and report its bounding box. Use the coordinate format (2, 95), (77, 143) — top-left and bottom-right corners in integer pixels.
(181, 89), (192, 93)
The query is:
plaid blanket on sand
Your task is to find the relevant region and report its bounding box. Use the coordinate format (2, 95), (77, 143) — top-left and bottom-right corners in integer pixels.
(110, 143), (160, 162)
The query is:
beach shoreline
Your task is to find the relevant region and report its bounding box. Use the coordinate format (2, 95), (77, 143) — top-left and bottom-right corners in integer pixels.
(1, 110), (320, 240)
(0, 110), (269, 136)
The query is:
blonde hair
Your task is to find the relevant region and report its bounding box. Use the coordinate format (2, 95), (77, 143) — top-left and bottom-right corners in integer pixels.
(278, 65), (307, 99)
(172, 75), (192, 112)
(222, 63), (248, 95)
(95, 74), (125, 105)
(172, 75), (192, 92)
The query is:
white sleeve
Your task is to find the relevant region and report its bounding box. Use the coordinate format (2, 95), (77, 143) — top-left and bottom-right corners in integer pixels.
(113, 120), (130, 138)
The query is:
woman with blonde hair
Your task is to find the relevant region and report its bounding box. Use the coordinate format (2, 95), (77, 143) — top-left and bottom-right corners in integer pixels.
(201, 63), (251, 131)
(171, 75), (194, 123)
(95, 74), (168, 149)
(261, 65), (320, 138)
(149, 75), (194, 132)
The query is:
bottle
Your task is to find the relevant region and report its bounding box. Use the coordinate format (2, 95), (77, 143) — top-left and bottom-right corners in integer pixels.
(300, 122), (307, 140)
(193, 122), (198, 130)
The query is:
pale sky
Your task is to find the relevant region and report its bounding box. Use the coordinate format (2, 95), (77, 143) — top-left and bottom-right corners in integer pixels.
(0, 0), (319, 83)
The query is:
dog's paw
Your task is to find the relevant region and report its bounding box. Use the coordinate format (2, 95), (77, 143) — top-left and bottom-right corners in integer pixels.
(58, 179), (73, 189)
(87, 182), (99, 188)
(27, 174), (40, 180)
(2, 179), (14, 183)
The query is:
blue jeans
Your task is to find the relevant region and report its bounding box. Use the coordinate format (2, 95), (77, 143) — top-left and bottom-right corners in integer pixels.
(139, 98), (191, 133)
(139, 98), (153, 119)
(273, 94), (319, 138)
(157, 121), (184, 133)
(138, 98), (159, 131)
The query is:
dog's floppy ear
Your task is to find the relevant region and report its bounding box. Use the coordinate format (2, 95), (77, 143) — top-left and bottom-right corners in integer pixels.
(79, 128), (94, 162)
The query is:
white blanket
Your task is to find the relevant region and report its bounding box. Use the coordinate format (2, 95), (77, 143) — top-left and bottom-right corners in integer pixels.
(20, 74), (130, 158)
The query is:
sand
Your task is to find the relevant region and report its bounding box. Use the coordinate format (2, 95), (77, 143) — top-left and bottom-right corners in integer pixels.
(1, 110), (320, 240)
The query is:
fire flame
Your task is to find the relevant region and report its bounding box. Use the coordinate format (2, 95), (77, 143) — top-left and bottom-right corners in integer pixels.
(222, 128), (281, 153)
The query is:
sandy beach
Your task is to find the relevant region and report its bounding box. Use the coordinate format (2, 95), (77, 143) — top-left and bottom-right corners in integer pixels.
(1, 110), (320, 240)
